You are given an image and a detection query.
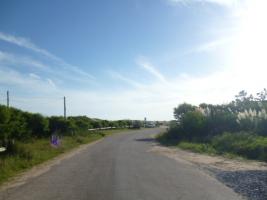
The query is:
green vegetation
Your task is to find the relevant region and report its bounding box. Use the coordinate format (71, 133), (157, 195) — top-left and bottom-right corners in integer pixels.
(0, 105), (132, 147)
(0, 133), (98, 184)
(0, 105), (134, 185)
(177, 141), (216, 154)
(158, 89), (267, 162)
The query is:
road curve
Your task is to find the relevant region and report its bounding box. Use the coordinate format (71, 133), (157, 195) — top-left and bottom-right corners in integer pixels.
(0, 128), (243, 200)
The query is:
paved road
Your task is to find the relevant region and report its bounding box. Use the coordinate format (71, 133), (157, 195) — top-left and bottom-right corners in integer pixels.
(0, 128), (243, 200)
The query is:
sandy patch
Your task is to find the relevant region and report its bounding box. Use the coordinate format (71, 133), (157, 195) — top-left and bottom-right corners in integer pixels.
(149, 145), (267, 171)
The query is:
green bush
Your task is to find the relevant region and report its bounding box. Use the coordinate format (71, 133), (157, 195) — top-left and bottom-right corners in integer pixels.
(158, 90), (267, 162)
(178, 142), (216, 154)
(4, 141), (33, 160)
(180, 111), (207, 140)
(211, 132), (267, 161)
(205, 108), (238, 137)
(25, 113), (49, 137)
(256, 118), (267, 136)
(174, 103), (196, 121)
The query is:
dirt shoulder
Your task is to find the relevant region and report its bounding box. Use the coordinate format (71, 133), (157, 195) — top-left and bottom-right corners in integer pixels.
(149, 145), (267, 171)
(150, 144), (267, 200)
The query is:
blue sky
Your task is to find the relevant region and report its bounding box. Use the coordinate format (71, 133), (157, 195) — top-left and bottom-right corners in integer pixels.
(0, 0), (267, 120)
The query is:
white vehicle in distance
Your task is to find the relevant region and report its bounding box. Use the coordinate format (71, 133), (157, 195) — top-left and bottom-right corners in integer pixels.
(145, 121), (156, 128)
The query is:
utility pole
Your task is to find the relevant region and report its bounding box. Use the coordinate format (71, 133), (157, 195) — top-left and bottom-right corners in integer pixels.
(144, 117), (146, 128)
(7, 90), (9, 108)
(64, 96), (66, 120)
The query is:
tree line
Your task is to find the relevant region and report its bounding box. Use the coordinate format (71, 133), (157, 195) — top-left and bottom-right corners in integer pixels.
(0, 105), (132, 144)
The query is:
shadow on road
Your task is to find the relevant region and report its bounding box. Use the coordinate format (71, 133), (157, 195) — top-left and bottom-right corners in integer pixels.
(135, 138), (155, 143)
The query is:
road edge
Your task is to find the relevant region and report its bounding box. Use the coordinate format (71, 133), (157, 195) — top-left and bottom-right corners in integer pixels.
(0, 137), (104, 192)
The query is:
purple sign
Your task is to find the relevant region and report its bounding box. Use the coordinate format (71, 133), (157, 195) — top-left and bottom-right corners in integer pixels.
(51, 135), (60, 147)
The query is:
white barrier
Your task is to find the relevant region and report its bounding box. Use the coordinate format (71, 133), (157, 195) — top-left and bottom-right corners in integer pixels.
(88, 126), (130, 131)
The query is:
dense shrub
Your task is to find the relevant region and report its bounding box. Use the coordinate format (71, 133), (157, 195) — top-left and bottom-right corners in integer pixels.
(174, 103), (196, 121)
(25, 113), (49, 137)
(211, 132), (267, 161)
(166, 90), (267, 141)
(6, 108), (30, 140)
(180, 111), (207, 140)
(0, 106), (9, 142)
(5, 141), (33, 160)
(168, 126), (183, 139)
(48, 116), (71, 135)
(257, 118), (267, 136)
(205, 107), (238, 137)
(159, 89), (267, 161)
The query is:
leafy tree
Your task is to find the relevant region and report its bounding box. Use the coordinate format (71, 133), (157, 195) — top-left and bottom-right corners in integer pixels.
(48, 116), (71, 135)
(25, 113), (49, 137)
(7, 108), (29, 140)
(0, 105), (10, 143)
(235, 90), (249, 102)
(256, 88), (267, 101)
(174, 103), (196, 121)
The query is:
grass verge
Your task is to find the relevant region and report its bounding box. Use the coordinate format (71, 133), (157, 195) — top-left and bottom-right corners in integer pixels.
(156, 132), (267, 162)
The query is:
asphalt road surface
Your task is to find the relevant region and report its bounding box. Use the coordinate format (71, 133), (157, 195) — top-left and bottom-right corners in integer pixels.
(0, 128), (243, 200)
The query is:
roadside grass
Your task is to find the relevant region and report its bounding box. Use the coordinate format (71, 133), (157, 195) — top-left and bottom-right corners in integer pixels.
(0, 129), (128, 185)
(177, 142), (217, 155)
(156, 132), (267, 162)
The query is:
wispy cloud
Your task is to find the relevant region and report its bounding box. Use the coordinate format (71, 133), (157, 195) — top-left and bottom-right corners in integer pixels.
(0, 50), (47, 69)
(108, 70), (143, 88)
(0, 32), (95, 80)
(136, 56), (166, 83)
(46, 78), (57, 89)
(167, 0), (241, 7)
(0, 32), (59, 61)
(29, 73), (41, 79)
(0, 67), (58, 93)
(185, 36), (234, 55)
(2, 53), (265, 120)
(0, 50), (95, 86)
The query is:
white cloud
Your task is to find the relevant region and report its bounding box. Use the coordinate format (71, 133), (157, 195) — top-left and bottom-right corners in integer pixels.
(167, 0), (242, 7)
(188, 37), (234, 54)
(0, 32), (95, 80)
(0, 32), (59, 61)
(47, 78), (57, 89)
(3, 56), (266, 121)
(0, 50), (47, 69)
(108, 70), (144, 88)
(0, 50), (96, 86)
(136, 56), (166, 83)
(0, 67), (58, 93)
(29, 73), (40, 79)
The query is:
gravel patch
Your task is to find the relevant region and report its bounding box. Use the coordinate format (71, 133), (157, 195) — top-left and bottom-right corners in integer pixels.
(205, 168), (267, 200)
